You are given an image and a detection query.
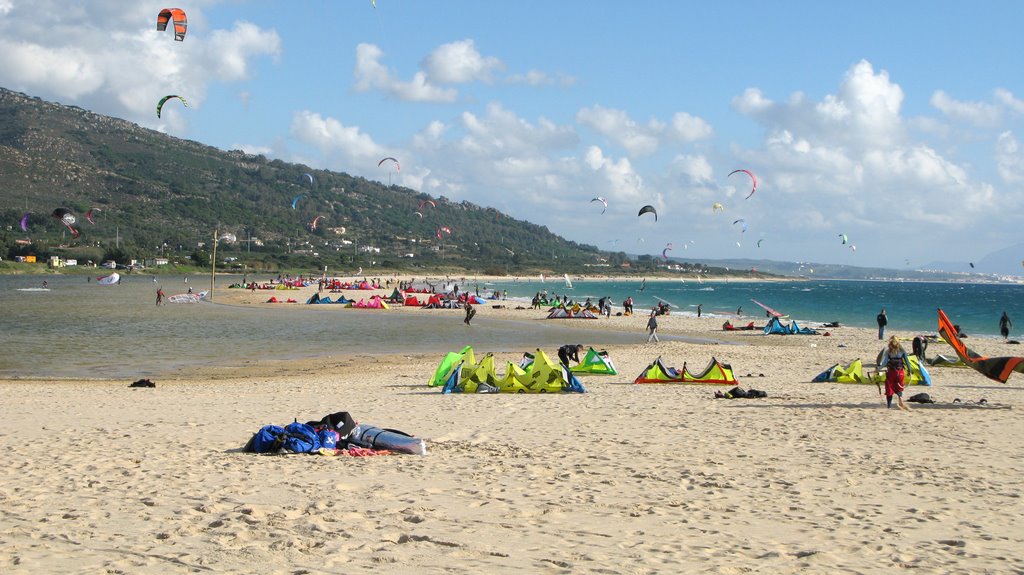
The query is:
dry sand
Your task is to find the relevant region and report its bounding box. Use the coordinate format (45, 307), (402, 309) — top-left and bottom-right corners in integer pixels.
(1, 280), (1022, 574)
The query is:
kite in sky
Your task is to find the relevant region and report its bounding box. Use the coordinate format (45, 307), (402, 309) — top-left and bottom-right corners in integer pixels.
(638, 205), (657, 221)
(729, 169), (757, 200)
(157, 95), (188, 118)
(591, 197), (608, 214)
(157, 8), (187, 41)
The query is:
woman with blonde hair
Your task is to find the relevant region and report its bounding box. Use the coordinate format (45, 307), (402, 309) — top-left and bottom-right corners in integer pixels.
(878, 335), (909, 410)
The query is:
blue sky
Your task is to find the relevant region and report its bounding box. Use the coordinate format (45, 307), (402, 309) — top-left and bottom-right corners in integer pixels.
(2, 1), (1023, 271)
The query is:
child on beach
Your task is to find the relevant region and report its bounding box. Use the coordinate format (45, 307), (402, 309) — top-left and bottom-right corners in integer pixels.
(878, 335), (909, 410)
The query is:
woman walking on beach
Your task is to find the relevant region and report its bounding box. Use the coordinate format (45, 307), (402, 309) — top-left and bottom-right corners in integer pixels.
(879, 335), (909, 410)
(646, 311), (660, 343)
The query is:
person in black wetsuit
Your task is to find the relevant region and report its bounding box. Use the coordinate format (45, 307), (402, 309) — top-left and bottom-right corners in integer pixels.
(557, 344), (584, 367)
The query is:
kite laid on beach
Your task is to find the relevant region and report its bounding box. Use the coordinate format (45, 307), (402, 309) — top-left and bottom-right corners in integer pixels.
(729, 169), (757, 200)
(157, 8), (187, 41)
(157, 95), (188, 118)
(638, 205), (657, 221)
(938, 308), (1024, 383)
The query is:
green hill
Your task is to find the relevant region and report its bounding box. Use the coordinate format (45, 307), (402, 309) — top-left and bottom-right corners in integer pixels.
(0, 87), (626, 275)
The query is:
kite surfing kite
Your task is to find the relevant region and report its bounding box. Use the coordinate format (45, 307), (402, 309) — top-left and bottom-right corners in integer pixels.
(757, 238), (764, 248)
(157, 95), (188, 118)
(19, 212), (29, 232)
(156, 8), (187, 41)
(591, 197), (608, 214)
(638, 205), (657, 222)
(378, 157), (400, 171)
(301, 173), (315, 186)
(712, 202), (724, 212)
(938, 308), (1024, 383)
(729, 169), (757, 200)
(291, 194), (303, 210)
(418, 199), (435, 211)
(51, 207), (80, 238)
(839, 233), (848, 245)
(96, 273), (120, 286)
(662, 243), (673, 260)
(85, 208), (100, 224)
(732, 218), (748, 233)
(413, 211), (423, 218)
(309, 216), (324, 230)
(436, 226), (452, 240)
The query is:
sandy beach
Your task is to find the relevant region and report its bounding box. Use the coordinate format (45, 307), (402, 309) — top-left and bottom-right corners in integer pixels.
(1, 279), (1022, 574)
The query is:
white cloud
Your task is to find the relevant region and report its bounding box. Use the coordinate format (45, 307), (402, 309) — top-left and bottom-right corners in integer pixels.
(995, 89), (1024, 115)
(995, 131), (1024, 183)
(353, 43), (457, 103)
(577, 105), (661, 156)
(289, 110), (388, 171)
(930, 90), (1001, 127)
(422, 39), (503, 84)
(670, 112), (713, 142)
(505, 70), (577, 87)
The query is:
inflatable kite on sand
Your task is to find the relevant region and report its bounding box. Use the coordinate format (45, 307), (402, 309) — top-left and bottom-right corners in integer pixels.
(938, 308), (1024, 383)
(634, 357), (738, 384)
(430, 347), (586, 393)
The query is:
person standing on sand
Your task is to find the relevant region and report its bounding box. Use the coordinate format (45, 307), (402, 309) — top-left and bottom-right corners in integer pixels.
(697, 304), (702, 318)
(464, 302), (476, 326)
(876, 309), (888, 340)
(878, 335), (909, 410)
(646, 311), (660, 343)
(1000, 311), (1012, 340)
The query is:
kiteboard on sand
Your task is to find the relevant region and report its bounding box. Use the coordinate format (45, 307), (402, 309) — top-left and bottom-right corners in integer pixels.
(16, 288), (50, 292)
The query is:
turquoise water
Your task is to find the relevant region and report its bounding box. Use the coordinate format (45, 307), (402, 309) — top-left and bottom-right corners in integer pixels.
(468, 276), (1023, 336)
(2, 274), (1020, 379)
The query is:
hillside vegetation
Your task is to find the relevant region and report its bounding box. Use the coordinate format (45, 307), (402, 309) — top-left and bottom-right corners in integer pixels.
(0, 88), (662, 276)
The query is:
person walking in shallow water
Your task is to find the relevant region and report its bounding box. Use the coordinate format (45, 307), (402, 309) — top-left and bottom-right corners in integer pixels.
(156, 288), (165, 306)
(876, 308), (888, 340)
(1000, 311), (1012, 340)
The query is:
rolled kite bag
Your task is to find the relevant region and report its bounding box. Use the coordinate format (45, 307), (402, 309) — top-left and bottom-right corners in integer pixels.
(348, 424), (427, 455)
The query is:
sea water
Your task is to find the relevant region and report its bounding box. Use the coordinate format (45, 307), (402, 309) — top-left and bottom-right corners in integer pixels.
(0, 274), (645, 379)
(1, 274), (1020, 379)
(463, 276), (1022, 336)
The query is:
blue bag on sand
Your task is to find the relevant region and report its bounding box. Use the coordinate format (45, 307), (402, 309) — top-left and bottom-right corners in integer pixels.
(246, 424), (286, 453)
(281, 422), (321, 453)
(318, 428), (340, 449)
